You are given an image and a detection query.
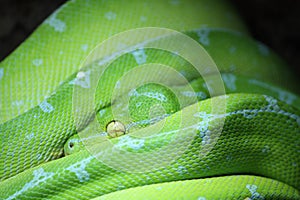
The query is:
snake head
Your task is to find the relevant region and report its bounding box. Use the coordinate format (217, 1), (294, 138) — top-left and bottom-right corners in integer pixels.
(64, 134), (84, 156)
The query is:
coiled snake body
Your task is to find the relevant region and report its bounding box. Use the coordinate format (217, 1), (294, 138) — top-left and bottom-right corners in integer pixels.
(0, 0), (299, 199)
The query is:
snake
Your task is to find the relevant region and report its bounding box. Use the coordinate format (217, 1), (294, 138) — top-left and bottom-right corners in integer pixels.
(0, 0), (300, 199)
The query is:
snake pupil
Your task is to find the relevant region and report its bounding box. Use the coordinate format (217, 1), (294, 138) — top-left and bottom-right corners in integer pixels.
(69, 142), (74, 148)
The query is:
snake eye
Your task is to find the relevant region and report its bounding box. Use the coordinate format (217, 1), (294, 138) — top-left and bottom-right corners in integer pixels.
(64, 135), (84, 156)
(69, 142), (74, 149)
(106, 120), (126, 138)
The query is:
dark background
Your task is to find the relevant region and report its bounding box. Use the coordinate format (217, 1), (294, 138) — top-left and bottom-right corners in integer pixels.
(0, 0), (299, 76)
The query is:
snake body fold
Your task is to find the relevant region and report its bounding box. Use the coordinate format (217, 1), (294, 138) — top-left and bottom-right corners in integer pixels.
(0, 0), (300, 199)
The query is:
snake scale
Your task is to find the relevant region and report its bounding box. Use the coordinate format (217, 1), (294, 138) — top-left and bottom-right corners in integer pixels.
(0, 0), (300, 199)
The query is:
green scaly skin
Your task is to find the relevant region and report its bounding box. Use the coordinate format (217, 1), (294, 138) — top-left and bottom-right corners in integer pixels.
(0, 0), (300, 199)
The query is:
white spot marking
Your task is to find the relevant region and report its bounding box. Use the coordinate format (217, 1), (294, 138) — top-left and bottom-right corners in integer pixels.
(178, 70), (187, 76)
(229, 46), (236, 54)
(177, 165), (188, 174)
(262, 145), (270, 153)
(115, 80), (121, 89)
(132, 49), (147, 64)
(69, 70), (91, 88)
(264, 96), (281, 112)
(192, 97), (299, 147)
(45, 12), (66, 32)
(193, 112), (214, 145)
(105, 11), (116, 20)
(181, 91), (207, 99)
(81, 44), (89, 52)
(129, 89), (167, 102)
(66, 156), (93, 182)
(193, 111), (212, 133)
(26, 132), (35, 140)
(194, 96), (299, 124)
(198, 197), (206, 200)
(7, 168), (54, 200)
(117, 184), (126, 191)
(96, 34), (171, 67)
(226, 155), (232, 161)
(98, 109), (106, 117)
(140, 16), (147, 22)
(246, 184), (264, 200)
(222, 73), (236, 91)
(36, 153), (43, 160)
(128, 89), (139, 97)
(142, 92), (167, 102)
(229, 64), (236, 71)
(77, 71), (86, 79)
(136, 102), (142, 108)
(115, 135), (145, 150)
(196, 28), (210, 46)
(249, 79), (297, 105)
(39, 100), (54, 113)
(156, 186), (163, 190)
(32, 59), (43, 66)
(12, 100), (24, 107)
(0, 68), (3, 80)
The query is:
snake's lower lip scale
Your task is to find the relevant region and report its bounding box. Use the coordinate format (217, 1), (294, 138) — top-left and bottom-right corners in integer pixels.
(1, 0), (300, 199)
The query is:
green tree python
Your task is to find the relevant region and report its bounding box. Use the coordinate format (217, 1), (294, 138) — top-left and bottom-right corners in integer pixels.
(0, 0), (300, 199)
